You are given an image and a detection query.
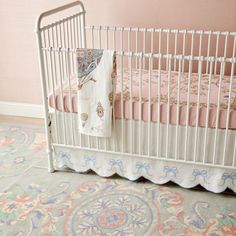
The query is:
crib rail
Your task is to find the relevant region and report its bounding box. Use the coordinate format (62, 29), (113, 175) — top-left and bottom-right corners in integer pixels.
(36, 2), (236, 172)
(86, 25), (236, 74)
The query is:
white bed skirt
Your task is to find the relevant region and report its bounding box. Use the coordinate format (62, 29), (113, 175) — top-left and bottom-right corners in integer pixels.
(50, 111), (236, 193)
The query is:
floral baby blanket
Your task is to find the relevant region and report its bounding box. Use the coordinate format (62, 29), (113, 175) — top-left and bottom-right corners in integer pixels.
(76, 49), (116, 137)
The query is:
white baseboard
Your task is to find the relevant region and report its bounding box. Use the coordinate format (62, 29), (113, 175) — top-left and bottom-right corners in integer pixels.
(0, 101), (44, 119)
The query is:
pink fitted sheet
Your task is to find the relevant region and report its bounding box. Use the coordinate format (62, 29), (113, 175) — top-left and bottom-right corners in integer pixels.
(49, 69), (236, 129)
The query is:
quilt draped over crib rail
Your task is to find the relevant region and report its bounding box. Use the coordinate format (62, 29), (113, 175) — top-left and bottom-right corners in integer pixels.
(76, 49), (116, 137)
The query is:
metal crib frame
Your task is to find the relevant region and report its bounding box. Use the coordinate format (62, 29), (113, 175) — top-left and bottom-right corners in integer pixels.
(36, 1), (236, 173)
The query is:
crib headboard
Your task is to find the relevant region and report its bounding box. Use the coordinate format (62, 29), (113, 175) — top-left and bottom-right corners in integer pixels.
(35, 1), (87, 147)
(35, 1), (86, 48)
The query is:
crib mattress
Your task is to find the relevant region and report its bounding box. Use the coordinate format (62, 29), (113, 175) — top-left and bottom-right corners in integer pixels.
(49, 69), (236, 129)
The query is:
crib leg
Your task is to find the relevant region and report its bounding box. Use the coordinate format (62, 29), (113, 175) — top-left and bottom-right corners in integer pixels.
(48, 149), (55, 173)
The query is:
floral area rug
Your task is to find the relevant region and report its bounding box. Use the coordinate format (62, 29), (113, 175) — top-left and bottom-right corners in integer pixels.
(0, 123), (236, 236)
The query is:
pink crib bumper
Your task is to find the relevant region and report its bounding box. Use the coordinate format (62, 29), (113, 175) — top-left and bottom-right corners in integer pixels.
(49, 69), (236, 129)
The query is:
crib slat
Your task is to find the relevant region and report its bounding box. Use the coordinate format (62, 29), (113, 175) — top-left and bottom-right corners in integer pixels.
(42, 31), (51, 98)
(191, 31), (195, 56)
(213, 59), (225, 165)
(174, 30), (178, 71)
(65, 20), (75, 146)
(98, 26), (102, 49)
(203, 59), (214, 163)
(206, 32), (212, 74)
(121, 29), (125, 153)
(166, 55), (172, 159)
(198, 31), (203, 57)
(113, 27), (116, 50)
(143, 29), (147, 70)
(182, 30), (186, 73)
(91, 26), (94, 49)
(135, 28), (139, 69)
(48, 28), (59, 143)
(184, 57), (193, 161)
(158, 29), (162, 54)
(193, 57), (203, 162)
(106, 26), (109, 49)
(214, 32), (220, 75)
(139, 55), (143, 155)
(112, 28), (117, 152)
(166, 30), (170, 70)
(129, 54), (133, 154)
(223, 60), (235, 165)
(233, 35), (236, 58)
(156, 54), (162, 158)
(148, 55), (153, 156)
(175, 57), (182, 160)
(56, 24), (67, 145)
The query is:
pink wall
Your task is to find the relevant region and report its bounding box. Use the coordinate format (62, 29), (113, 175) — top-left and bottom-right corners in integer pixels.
(0, 0), (236, 105)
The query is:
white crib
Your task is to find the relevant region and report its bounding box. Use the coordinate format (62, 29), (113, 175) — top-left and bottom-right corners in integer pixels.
(35, 1), (236, 193)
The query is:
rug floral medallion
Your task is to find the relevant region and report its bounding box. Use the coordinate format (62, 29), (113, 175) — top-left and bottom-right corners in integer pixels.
(0, 124), (236, 236)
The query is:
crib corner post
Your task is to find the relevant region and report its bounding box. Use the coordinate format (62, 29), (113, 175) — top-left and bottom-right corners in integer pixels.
(48, 148), (55, 173)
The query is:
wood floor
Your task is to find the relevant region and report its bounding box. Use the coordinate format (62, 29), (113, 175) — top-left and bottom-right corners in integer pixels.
(0, 115), (44, 126)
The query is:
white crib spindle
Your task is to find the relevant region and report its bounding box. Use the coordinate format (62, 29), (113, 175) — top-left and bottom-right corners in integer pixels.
(56, 24), (67, 145)
(143, 28), (146, 67)
(203, 59), (214, 163)
(98, 26), (102, 49)
(213, 59), (225, 165)
(48, 29), (59, 143)
(223, 59), (235, 165)
(65, 21), (75, 146)
(128, 27), (131, 52)
(151, 28), (154, 53)
(106, 26), (109, 49)
(175, 56), (182, 160)
(91, 26), (95, 48)
(121, 29), (124, 153)
(166, 30), (170, 70)
(42, 30), (51, 94)
(156, 54), (162, 158)
(135, 28), (139, 69)
(214, 32), (220, 75)
(198, 31), (203, 57)
(66, 50), (75, 146)
(113, 27), (116, 50)
(139, 54), (143, 155)
(129, 54), (133, 154)
(184, 57), (193, 161)
(182, 30), (186, 73)
(206, 32), (212, 74)
(158, 29), (162, 54)
(193, 57), (203, 162)
(190, 30), (195, 57)
(232, 35), (236, 58)
(148, 54), (153, 156)
(174, 30), (178, 71)
(166, 54), (172, 159)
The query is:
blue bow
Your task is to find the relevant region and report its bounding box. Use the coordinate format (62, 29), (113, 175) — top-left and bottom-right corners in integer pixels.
(83, 155), (96, 167)
(192, 169), (208, 183)
(109, 159), (124, 172)
(219, 172), (236, 186)
(222, 172), (236, 180)
(163, 166), (178, 177)
(135, 162), (151, 175)
(192, 169), (207, 178)
(59, 151), (71, 161)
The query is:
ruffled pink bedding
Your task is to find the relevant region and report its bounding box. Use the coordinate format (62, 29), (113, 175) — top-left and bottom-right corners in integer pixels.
(49, 69), (236, 129)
